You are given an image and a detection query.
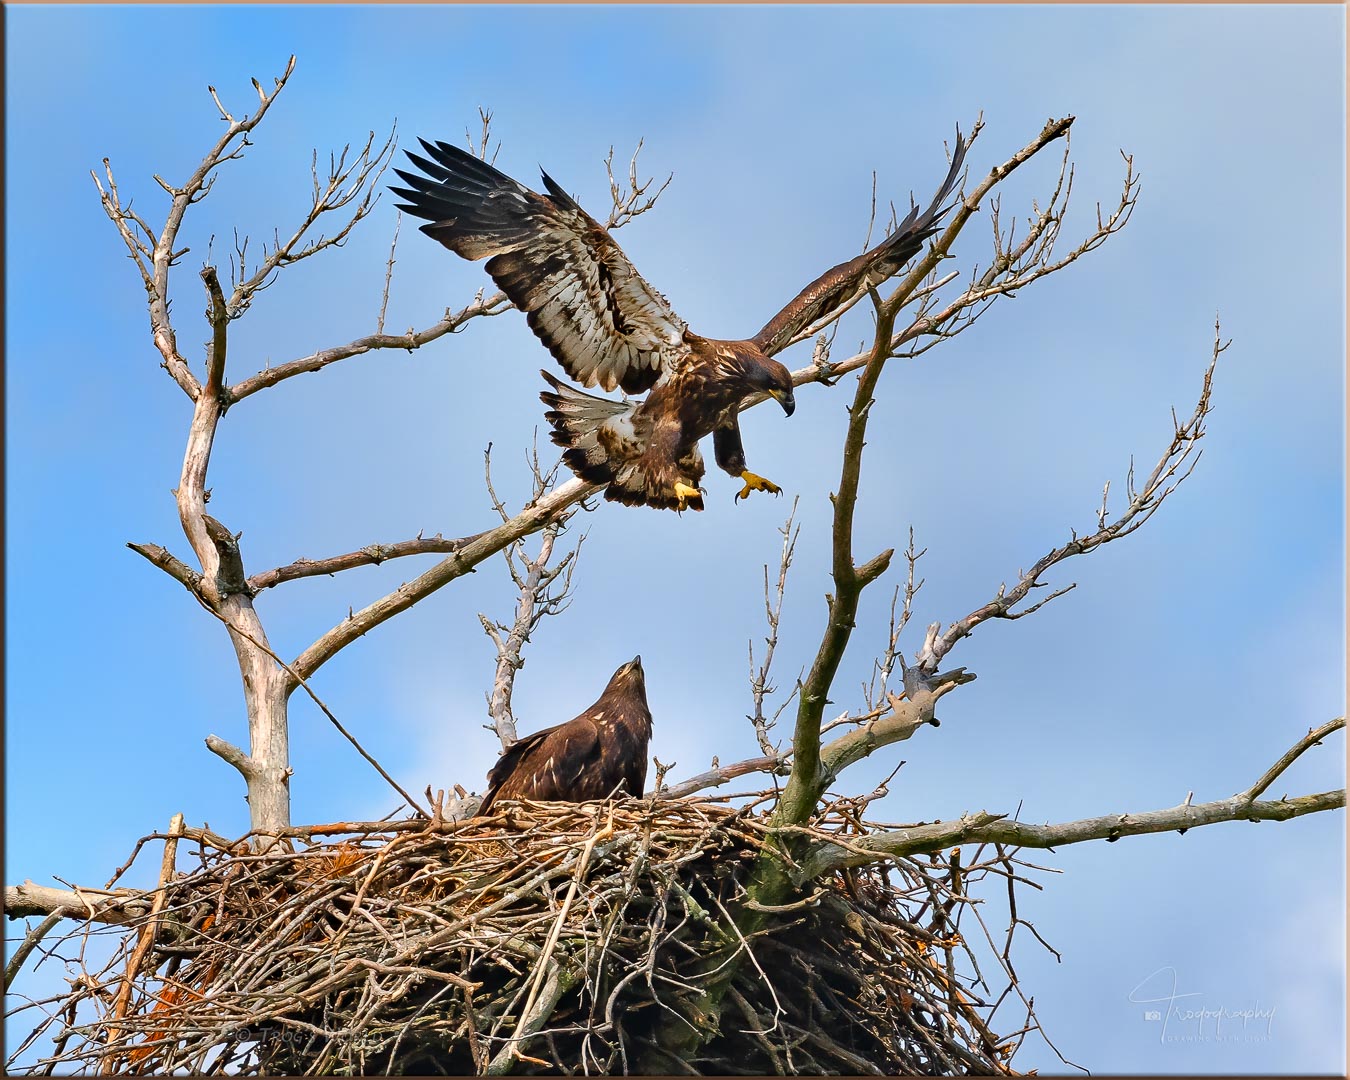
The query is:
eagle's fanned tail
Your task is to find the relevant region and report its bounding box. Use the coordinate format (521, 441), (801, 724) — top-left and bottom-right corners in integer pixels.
(538, 372), (704, 512)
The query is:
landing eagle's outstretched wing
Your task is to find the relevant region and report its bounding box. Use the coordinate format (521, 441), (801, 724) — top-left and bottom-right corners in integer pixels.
(751, 129), (970, 358)
(391, 140), (687, 395)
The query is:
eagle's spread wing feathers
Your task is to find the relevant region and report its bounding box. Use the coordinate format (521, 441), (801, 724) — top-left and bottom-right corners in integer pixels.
(392, 140), (688, 394)
(751, 129), (969, 357)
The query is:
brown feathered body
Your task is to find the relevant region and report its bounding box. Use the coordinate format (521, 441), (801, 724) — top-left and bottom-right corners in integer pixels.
(478, 657), (652, 816)
(539, 334), (786, 510)
(392, 134), (966, 510)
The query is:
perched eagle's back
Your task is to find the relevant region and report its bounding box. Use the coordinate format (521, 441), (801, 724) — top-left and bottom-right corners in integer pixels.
(479, 657), (653, 816)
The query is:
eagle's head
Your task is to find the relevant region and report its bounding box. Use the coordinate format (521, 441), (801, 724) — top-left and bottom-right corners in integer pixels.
(605, 655), (647, 696)
(761, 358), (797, 417)
(740, 350), (796, 417)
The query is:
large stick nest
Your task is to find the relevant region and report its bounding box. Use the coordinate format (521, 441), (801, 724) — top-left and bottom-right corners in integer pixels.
(11, 798), (1042, 1075)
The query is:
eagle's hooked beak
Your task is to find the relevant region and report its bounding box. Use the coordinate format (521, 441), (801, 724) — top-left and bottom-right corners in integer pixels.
(621, 655), (644, 679)
(622, 656), (646, 689)
(770, 388), (796, 417)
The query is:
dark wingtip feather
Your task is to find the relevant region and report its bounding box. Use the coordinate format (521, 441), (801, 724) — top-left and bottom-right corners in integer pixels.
(876, 125), (971, 256)
(418, 137), (478, 172)
(402, 150), (453, 183)
(539, 169), (581, 212)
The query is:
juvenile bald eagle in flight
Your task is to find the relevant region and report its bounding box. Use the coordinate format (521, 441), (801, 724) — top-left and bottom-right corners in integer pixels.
(478, 656), (652, 815)
(392, 131), (967, 511)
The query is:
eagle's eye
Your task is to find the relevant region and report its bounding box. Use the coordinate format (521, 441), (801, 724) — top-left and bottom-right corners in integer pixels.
(769, 386), (797, 416)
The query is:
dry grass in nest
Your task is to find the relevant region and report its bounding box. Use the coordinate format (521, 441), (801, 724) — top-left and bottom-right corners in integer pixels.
(7, 796), (1050, 1075)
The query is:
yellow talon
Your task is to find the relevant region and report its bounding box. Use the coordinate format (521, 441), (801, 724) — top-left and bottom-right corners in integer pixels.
(673, 481), (702, 510)
(736, 471), (782, 502)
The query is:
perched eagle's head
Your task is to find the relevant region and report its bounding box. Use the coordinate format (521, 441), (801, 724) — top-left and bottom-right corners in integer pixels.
(605, 655), (647, 695)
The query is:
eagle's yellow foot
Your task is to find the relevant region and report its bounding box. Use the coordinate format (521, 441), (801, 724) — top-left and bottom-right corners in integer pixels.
(736, 471), (782, 502)
(673, 481), (703, 510)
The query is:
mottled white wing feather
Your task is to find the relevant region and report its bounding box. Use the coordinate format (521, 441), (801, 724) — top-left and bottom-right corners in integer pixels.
(392, 139), (688, 394)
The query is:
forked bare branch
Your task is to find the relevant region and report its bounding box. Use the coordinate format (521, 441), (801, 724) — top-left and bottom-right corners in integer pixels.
(914, 321), (1225, 677)
(799, 714), (1344, 880)
(465, 105), (500, 164)
(604, 139), (674, 230)
(91, 56), (298, 401)
(755, 119), (1081, 832)
(227, 126), (398, 317)
(759, 116), (1136, 401)
(1241, 717), (1345, 803)
(479, 448), (585, 750)
(747, 500), (801, 755)
(863, 528), (925, 712)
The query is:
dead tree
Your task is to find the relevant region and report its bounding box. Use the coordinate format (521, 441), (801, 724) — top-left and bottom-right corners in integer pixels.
(4, 59), (1343, 1076)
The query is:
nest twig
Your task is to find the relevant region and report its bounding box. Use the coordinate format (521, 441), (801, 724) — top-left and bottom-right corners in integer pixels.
(6, 797), (1047, 1075)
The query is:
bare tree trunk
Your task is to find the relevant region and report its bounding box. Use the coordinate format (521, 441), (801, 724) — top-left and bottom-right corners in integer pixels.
(203, 594), (292, 837)
(239, 661), (291, 836)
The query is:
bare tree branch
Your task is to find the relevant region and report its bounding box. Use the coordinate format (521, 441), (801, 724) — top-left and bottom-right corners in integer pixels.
(603, 139), (674, 230)
(227, 126), (398, 317)
(797, 719), (1346, 881)
(126, 542), (202, 593)
(756, 115), (1138, 406)
(3, 913), (63, 991)
(186, 587), (430, 819)
(657, 754), (790, 800)
(800, 790), (1344, 881)
(225, 130), (673, 405)
(878, 134), (1140, 366)
(201, 266), (229, 398)
(204, 734), (258, 780)
(1241, 717), (1345, 803)
(465, 105), (500, 164)
(376, 209), (402, 335)
(747, 500), (800, 755)
(247, 532), (481, 592)
(2, 883), (152, 927)
(106, 814), (185, 1058)
(290, 477), (598, 685)
(818, 667), (976, 785)
(479, 516), (584, 751)
(91, 57), (299, 402)
(227, 290), (512, 403)
(914, 322), (1225, 677)
(863, 529), (924, 712)
(774, 319), (899, 823)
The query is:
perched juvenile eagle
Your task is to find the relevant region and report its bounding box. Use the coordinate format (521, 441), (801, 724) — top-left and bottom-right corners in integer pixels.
(391, 132), (967, 511)
(478, 656), (652, 815)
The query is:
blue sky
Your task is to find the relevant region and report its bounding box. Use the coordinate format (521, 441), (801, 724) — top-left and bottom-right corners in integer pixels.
(5, 4), (1345, 1073)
